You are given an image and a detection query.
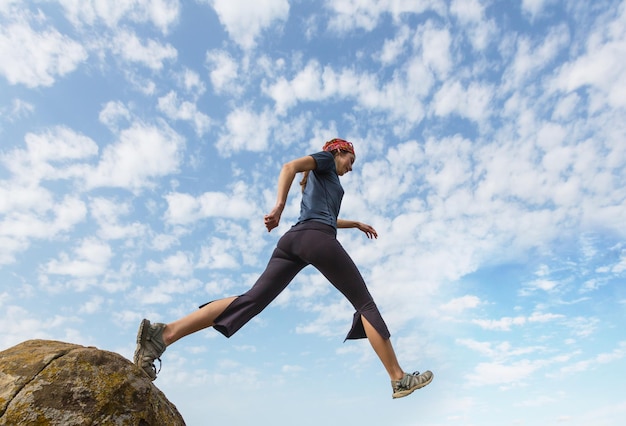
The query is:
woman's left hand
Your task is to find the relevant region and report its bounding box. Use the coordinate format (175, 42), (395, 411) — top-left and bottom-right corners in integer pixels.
(356, 222), (378, 239)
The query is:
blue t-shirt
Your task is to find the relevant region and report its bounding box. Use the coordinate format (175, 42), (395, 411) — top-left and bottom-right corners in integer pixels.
(297, 151), (344, 228)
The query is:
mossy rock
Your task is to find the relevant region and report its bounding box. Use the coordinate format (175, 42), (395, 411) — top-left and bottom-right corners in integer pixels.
(0, 339), (185, 425)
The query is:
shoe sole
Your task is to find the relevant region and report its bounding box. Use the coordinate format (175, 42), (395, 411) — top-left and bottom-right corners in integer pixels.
(392, 373), (434, 399)
(134, 319), (160, 381)
(133, 318), (150, 366)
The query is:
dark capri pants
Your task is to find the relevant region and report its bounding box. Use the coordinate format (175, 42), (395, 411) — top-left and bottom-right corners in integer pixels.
(202, 221), (391, 341)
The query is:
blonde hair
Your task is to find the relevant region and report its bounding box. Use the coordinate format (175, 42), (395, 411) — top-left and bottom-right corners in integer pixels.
(299, 171), (310, 192)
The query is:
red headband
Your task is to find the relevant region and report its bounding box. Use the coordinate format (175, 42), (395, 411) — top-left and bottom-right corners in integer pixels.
(322, 138), (355, 155)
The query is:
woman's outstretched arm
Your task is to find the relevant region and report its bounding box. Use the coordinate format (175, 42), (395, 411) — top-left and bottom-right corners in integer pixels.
(337, 219), (378, 239)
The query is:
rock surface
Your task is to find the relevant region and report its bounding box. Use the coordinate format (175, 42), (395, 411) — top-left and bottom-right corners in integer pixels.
(0, 339), (185, 425)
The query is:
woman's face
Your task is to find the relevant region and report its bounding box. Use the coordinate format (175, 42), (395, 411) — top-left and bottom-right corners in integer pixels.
(335, 151), (355, 176)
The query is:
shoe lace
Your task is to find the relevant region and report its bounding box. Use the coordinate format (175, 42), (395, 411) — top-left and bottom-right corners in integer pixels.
(152, 358), (162, 374)
(150, 357), (162, 376)
(398, 371), (421, 388)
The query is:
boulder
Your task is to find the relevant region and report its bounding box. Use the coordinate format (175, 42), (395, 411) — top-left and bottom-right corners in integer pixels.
(0, 339), (185, 425)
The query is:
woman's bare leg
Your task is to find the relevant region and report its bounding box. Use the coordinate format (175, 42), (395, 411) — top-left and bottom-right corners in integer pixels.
(362, 315), (404, 381)
(158, 301), (405, 380)
(162, 296), (237, 346)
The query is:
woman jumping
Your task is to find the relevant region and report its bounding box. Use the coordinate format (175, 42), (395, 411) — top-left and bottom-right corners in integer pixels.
(133, 138), (433, 399)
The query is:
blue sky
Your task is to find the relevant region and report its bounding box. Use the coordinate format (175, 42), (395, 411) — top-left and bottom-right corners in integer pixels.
(1, 0), (625, 425)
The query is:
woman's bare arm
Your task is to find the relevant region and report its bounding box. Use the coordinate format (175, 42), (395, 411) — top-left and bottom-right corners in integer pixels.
(264, 155), (317, 232)
(337, 219), (378, 239)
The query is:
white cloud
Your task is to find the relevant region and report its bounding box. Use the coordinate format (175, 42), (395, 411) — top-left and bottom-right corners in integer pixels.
(265, 61), (338, 113)
(143, 0), (182, 34)
(264, 77), (296, 113)
(551, 3), (626, 109)
(99, 101), (131, 131)
(132, 277), (203, 304)
(564, 316), (599, 338)
(146, 251), (195, 277)
(0, 292), (7, 306)
(130, 286), (172, 305)
(0, 1), (19, 15)
(610, 252), (626, 273)
(449, 0), (485, 24)
(432, 79), (494, 122)
(110, 30), (177, 70)
(422, 135), (473, 198)
(204, 276), (239, 296)
(281, 364), (303, 373)
(515, 394), (560, 407)
(449, 0), (497, 51)
(0, 235), (27, 265)
(458, 339), (575, 387)
(2, 126), (99, 185)
(264, 61), (429, 125)
(89, 197), (147, 241)
(528, 312), (564, 323)
(206, 0), (289, 49)
(440, 295), (482, 314)
(472, 316), (528, 331)
(506, 25), (570, 89)
(197, 238), (239, 269)
(523, 278), (560, 293)
(178, 68), (206, 96)
(457, 339), (547, 360)
(358, 140), (423, 207)
(0, 126), (128, 265)
(465, 359), (543, 386)
(0, 182), (53, 216)
(559, 341), (626, 375)
(43, 237), (112, 277)
(551, 92), (581, 120)
(375, 25), (410, 65)
(206, 50), (239, 94)
(164, 188), (258, 225)
(215, 106), (276, 155)
(0, 19), (87, 87)
(471, 311), (564, 331)
(157, 91), (213, 136)
(79, 296), (104, 314)
(0, 195), (87, 265)
(57, 0), (181, 34)
(326, 0), (446, 32)
(295, 298), (352, 337)
(521, 0), (553, 20)
(275, 274), (331, 309)
(418, 23), (453, 79)
(0, 305), (80, 348)
(85, 120), (185, 192)
(3, 98), (34, 121)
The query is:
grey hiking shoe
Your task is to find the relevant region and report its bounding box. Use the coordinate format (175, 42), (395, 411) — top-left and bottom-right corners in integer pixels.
(133, 318), (167, 381)
(392, 370), (434, 399)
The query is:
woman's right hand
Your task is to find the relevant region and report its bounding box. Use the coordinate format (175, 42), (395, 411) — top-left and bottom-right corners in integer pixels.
(264, 205), (283, 232)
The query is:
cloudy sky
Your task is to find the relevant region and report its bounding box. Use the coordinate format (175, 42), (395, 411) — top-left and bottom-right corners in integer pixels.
(1, 0), (625, 425)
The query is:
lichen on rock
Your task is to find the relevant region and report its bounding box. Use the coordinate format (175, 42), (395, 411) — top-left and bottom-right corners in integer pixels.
(0, 339), (185, 425)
